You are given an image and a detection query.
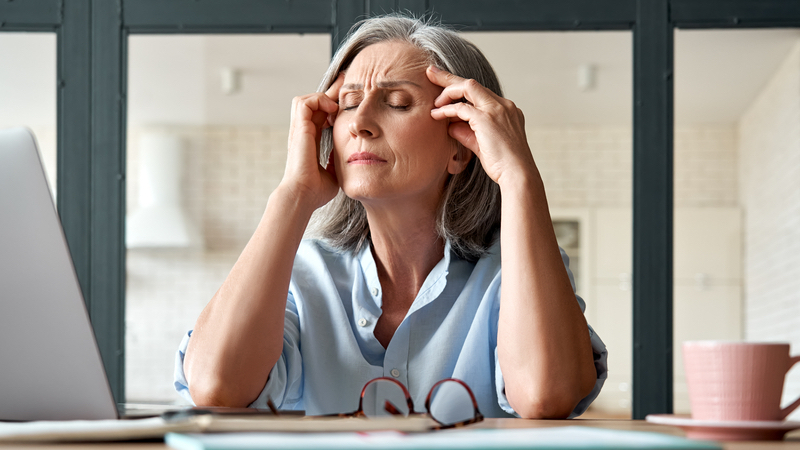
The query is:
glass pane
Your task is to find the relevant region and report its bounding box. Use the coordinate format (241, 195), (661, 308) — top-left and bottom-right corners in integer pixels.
(125, 34), (331, 404)
(674, 29), (800, 419)
(465, 31), (633, 418)
(0, 33), (57, 198)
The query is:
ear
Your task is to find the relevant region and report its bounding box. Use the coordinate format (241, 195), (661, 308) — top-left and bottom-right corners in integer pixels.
(447, 144), (473, 175)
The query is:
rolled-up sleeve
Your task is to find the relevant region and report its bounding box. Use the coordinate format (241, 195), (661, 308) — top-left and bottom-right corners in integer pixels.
(173, 330), (195, 405)
(172, 292), (304, 409)
(494, 324), (608, 418)
(571, 324), (608, 416)
(248, 292), (304, 409)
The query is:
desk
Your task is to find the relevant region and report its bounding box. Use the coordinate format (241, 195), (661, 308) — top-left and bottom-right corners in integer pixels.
(0, 419), (798, 450)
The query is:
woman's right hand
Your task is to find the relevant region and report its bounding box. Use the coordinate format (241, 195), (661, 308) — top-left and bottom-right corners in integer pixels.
(281, 74), (344, 209)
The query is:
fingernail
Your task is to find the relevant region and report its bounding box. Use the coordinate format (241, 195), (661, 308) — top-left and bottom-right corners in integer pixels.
(429, 65), (442, 73)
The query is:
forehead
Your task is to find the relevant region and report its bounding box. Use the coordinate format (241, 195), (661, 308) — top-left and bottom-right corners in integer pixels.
(344, 41), (429, 82)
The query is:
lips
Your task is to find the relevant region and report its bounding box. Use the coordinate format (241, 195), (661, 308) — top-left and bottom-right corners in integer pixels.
(347, 152), (387, 165)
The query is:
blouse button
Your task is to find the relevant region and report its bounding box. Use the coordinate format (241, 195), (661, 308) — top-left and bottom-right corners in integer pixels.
(371, 287), (379, 296)
(390, 368), (400, 378)
(358, 318), (368, 327)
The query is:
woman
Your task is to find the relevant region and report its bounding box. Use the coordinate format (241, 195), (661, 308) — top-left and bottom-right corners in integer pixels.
(175, 15), (607, 419)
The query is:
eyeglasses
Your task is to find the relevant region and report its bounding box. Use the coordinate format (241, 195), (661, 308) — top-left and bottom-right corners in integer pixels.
(165, 378), (483, 429)
(334, 377), (484, 429)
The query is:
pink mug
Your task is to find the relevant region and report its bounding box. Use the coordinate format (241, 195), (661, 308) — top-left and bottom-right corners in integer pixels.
(683, 341), (800, 421)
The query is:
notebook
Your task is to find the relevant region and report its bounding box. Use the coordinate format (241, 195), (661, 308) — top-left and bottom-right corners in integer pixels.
(0, 415), (435, 442)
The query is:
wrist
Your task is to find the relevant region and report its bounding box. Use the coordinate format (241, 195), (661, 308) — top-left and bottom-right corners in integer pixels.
(497, 163), (544, 197)
(268, 184), (320, 221)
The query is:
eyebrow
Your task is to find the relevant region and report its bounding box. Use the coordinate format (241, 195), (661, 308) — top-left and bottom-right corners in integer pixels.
(342, 80), (421, 91)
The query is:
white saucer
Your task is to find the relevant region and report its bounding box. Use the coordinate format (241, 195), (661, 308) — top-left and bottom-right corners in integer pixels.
(646, 414), (800, 441)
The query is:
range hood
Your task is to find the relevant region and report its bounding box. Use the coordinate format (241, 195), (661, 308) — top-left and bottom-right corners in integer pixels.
(126, 132), (203, 249)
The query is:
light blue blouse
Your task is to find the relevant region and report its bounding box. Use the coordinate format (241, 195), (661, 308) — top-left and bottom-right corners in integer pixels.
(174, 238), (607, 418)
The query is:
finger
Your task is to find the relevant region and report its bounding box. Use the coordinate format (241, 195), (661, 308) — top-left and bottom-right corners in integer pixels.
(430, 102), (483, 124)
(427, 66), (499, 108)
(426, 66), (470, 107)
(296, 93), (339, 121)
(325, 74), (345, 126)
(325, 72), (344, 102)
(289, 94), (338, 147)
(448, 121), (480, 155)
(310, 109), (329, 130)
(435, 79), (500, 109)
(431, 102), (483, 154)
(426, 65), (463, 89)
(428, 66), (505, 118)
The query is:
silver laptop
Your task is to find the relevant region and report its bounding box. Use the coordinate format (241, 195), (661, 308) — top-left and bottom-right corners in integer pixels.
(0, 127), (121, 421)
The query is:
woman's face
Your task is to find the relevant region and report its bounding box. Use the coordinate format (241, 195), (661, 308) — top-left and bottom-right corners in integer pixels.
(332, 41), (465, 210)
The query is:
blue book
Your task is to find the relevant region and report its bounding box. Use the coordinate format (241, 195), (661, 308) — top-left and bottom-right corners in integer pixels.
(166, 426), (723, 450)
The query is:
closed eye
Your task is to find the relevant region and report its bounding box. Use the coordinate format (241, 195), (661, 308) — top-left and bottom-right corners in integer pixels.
(342, 103), (408, 111)
(386, 91), (412, 111)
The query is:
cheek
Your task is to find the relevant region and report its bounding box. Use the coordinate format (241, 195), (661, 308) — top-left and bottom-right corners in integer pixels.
(332, 120), (349, 150)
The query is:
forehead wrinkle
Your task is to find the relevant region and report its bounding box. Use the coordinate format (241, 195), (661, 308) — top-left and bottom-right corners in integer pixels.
(342, 80), (421, 91)
(342, 44), (430, 92)
(378, 80), (421, 89)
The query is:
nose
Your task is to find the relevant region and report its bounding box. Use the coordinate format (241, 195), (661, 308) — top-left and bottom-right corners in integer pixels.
(347, 101), (380, 139)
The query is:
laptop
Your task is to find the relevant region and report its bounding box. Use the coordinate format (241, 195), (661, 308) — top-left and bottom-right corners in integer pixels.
(0, 127), (125, 421)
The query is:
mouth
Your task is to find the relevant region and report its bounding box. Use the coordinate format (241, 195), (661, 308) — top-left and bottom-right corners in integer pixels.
(347, 152), (387, 165)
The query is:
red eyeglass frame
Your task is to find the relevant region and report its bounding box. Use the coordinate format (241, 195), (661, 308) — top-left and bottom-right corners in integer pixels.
(424, 378), (485, 428)
(329, 376), (484, 429)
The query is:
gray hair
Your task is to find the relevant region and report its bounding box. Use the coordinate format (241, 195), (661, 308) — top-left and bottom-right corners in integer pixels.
(308, 14), (502, 262)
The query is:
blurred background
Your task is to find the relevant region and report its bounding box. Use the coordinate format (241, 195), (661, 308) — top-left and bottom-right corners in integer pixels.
(1, 27), (798, 418)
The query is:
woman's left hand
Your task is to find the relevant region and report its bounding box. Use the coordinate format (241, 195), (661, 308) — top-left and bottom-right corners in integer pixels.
(427, 66), (536, 186)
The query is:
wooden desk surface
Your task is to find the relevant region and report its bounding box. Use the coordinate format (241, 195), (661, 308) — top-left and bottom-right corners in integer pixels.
(0, 418), (798, 450)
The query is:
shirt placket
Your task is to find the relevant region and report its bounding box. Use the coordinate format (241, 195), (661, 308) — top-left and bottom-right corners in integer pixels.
(383, 320), (410, 388)
(355, 282), (381, 348)
(356, 246), (386, 361)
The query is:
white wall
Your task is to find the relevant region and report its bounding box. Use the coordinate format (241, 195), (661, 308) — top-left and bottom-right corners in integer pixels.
(532, 125), (739, 209)
(739, 41), (800, 420)
(127, 34), (330, 127)
(0, 33), (57, 195)
(128, 36), (207, 125)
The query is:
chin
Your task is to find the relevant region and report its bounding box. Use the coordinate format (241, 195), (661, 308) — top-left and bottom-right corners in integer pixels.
(342, 188), (382, 203)
(341, 180), (391, 203)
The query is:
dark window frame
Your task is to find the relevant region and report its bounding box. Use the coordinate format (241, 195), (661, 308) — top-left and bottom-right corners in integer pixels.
(3, 0), (800, 418)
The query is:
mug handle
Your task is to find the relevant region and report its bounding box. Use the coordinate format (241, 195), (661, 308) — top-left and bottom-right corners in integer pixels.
(780, 355), (800, 420)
